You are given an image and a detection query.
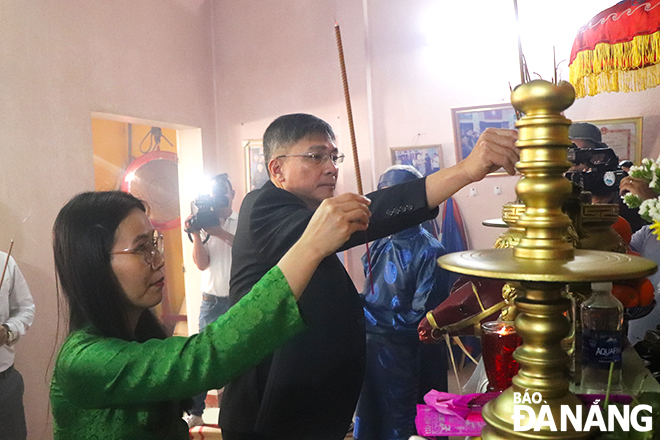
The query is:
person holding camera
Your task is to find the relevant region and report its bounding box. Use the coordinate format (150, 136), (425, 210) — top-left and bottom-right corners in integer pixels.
(184, 174), (237, 427)
(568, 122), (648, 233)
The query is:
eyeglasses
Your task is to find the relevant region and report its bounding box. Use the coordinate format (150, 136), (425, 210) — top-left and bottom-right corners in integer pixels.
(111, 233), (164, 269)
(276, 152), (345, 165)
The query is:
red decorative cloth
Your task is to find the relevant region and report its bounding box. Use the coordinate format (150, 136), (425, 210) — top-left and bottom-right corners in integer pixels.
(569, 0), (660, 97)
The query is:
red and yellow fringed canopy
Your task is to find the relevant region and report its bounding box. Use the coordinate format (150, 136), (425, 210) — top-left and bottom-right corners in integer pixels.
(569, 0), (660, 98)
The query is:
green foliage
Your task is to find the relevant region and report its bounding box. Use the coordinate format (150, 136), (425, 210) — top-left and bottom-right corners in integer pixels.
(597, 392), (660, 440)
(623, 193), (643, 210)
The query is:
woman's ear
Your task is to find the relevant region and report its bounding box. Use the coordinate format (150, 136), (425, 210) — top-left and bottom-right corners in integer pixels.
(268, 159), (284, 183)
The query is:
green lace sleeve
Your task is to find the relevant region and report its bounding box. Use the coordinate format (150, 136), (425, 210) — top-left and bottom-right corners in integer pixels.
(52, 265), (304, 408)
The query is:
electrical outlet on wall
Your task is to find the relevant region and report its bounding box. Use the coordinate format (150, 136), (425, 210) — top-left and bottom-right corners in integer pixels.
(494, 186), (502, 195)
(470, 187), (478, 197)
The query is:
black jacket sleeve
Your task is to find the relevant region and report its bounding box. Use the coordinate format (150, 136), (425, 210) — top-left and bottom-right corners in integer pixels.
(340, 177), (439, 251)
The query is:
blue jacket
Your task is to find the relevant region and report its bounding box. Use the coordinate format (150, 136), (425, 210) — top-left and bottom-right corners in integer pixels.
(361, 225), (450, 336)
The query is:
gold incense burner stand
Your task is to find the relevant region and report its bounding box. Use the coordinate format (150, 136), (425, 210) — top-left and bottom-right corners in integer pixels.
(494, 201), (625, 253)
(438, 80), (656, 439)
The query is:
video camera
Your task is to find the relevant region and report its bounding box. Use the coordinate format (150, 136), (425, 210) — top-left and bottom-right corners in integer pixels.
(185, 174), (231, 235)
(564, 146), (627, 196)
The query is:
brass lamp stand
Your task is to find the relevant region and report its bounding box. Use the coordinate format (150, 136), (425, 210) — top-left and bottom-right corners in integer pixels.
(438, 80), (657, 439)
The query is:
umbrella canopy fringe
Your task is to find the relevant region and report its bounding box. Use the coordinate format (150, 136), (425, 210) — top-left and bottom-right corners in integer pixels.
(570, 32), (660, 98)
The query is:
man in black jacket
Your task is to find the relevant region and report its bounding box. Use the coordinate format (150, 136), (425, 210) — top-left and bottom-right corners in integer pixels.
(219, 113), (518, 440)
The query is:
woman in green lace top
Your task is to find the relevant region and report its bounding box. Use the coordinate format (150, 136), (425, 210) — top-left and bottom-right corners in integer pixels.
(50, 190), (370, 440)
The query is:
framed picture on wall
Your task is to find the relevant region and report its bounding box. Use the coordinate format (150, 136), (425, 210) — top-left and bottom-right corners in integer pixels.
(244, 139), (268, 192)
(576, 117), (643, 165)
(390, 145), (442, 176)
(451, 103), (518, 163)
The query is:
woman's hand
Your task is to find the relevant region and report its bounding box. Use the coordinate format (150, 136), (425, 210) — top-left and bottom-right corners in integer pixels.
(620, 176), (656, 201)
(278, 193), (371, 299)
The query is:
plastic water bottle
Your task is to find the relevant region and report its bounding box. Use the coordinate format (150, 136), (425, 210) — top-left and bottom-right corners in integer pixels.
(580, 281), (624, 394)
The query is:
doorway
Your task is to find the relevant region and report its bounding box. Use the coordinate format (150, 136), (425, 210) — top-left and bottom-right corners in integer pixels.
(91, 113), (204, 336)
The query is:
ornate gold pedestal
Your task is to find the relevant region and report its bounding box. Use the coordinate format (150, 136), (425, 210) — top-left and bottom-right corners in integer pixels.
(491, 200), (626, 254)
(438, 80), (657, 439)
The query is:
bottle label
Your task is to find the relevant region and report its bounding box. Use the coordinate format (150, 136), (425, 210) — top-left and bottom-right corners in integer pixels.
(582, 329), (622, 369)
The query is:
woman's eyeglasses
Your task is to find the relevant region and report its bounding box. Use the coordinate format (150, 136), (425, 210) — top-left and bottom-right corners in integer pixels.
(111, 233), (164, 269)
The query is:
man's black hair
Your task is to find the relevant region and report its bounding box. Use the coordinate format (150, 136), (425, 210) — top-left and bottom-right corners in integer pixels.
(211, 173), (233, 194)
(262, 113), (336, 164)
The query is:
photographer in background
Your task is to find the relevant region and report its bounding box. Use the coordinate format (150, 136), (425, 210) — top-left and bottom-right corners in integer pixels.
(567, 122), (625, 204)
(567, 122), (648, 233)
(184, 173), (237, 427)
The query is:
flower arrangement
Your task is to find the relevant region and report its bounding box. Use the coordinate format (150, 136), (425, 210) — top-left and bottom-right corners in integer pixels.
(622, 158), (660, 235)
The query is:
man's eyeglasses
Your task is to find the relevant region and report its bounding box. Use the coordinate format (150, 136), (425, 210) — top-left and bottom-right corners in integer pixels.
(276, 152), (345, 165)
(111, 233), (164, 269)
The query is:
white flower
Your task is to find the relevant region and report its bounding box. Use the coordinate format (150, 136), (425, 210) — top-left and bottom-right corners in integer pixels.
(651, 173), (660, 192)
(641, 198), (660, 223)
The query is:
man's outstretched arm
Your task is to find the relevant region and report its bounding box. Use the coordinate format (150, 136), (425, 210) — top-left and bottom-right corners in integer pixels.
(425, 128), (519, 209)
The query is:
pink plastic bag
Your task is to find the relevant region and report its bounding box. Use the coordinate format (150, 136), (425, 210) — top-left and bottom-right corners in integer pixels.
(415, 405), (486, 437)
(415, 391), (500, 436)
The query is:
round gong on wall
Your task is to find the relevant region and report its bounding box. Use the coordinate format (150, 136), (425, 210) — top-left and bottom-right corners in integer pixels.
(120, 151), (180, 230)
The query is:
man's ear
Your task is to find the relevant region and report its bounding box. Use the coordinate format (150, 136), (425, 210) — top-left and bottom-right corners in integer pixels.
(268, 159), (284, 183)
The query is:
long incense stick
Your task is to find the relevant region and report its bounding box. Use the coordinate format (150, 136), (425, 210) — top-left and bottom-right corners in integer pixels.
(512, 0), (530, 84)
(0, 240), (15, 293)
(335, 22), (376, 300)
(513, 0), (524, 85)
(335, 23), (363, 195)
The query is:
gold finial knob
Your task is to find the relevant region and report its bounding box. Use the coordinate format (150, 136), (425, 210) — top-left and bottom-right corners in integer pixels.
(511, 80), (575, 115)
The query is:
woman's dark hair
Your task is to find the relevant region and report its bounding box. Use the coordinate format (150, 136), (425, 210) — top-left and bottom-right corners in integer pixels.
(53, 191), (166, 342)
